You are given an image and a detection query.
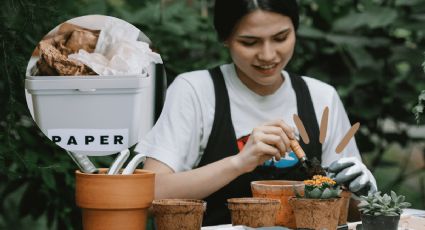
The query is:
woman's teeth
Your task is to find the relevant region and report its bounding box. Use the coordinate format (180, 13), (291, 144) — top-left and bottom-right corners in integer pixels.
(256, 64), (276, 70)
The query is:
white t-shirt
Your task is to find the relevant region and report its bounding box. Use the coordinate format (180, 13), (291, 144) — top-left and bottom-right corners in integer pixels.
(136, 63), (361, 173)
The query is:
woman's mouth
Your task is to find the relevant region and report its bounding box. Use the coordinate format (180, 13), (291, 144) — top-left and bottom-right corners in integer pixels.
(253, 63), (279, 75)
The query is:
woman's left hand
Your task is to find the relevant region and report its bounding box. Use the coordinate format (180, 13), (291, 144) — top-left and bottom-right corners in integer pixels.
(328, 157), (377, 196)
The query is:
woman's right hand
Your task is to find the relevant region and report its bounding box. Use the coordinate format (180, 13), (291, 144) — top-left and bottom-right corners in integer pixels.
(230, 119), (295, 174)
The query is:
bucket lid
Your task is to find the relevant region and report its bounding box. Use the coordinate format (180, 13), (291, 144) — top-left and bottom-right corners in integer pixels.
(25, 75), (150, 91)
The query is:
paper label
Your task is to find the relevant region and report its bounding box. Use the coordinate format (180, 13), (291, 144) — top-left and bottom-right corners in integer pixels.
(48, 129), (129, 152)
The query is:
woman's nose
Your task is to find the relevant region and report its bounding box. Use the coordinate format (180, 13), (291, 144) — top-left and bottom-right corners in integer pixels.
(257, 43), (276, 62)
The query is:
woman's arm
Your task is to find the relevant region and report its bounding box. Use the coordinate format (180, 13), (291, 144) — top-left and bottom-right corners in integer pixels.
(144, 156), (243, 199)
(144, 119), (295, 199)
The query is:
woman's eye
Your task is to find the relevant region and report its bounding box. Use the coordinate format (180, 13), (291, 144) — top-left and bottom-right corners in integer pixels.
(239, 40), (257, 46)
(274, 35), (288, 42)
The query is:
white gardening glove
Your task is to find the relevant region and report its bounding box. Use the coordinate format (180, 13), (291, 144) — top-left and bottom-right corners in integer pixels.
(328, 157), (377, 196)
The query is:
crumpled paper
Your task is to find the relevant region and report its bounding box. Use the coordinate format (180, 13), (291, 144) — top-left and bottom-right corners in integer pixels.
(35, 23), (99, 76)
(69, 18), (162, 76)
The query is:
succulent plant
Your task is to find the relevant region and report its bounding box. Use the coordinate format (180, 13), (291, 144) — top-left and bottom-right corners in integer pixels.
(295, 175), (341, 199)
(358, 191), (411, 216)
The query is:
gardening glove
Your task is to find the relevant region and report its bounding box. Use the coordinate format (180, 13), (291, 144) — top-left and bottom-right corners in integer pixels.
(328, 157), (377, 196)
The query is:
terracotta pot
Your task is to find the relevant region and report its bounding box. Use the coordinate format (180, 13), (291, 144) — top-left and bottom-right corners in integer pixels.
(75, 169), (155, 230)
(152, 199), (206, 230)
(338, 190), (351, 225)
(251, 180), (304, 228)
(227, 197), (280, 228)
(289, 197), (342, 230)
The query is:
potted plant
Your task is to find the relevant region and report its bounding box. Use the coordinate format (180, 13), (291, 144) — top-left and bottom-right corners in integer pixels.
(358, 191), (411, 230)
(288, 175), (342, 230)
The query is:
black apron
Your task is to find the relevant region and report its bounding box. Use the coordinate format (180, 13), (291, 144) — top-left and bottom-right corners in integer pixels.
(197, 66), (322, 226)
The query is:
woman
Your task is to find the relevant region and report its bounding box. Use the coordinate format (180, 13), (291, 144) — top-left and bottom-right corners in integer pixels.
(138, 0), (377, 226)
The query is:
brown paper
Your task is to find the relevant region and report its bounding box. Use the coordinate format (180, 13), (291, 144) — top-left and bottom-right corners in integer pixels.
(34, 23), (100, 76)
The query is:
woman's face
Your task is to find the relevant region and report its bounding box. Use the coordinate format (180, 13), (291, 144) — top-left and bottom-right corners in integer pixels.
(225, 10), (296, 95)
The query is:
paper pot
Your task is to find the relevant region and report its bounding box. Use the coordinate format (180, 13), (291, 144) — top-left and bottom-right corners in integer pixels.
(338, 190), (351, 225)
(251, 180), (304, 228)
(227, 197), (280, 228)
(152, 199), (206, 230)
(289, 197), (342, 230)
(75, 169), (155, 230)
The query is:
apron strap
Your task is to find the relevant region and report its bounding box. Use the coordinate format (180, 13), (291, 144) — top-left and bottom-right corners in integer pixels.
(288, 73), (322, 161)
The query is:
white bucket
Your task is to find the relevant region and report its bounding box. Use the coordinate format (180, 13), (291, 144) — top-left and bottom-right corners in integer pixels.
(25, 74), (153, 156)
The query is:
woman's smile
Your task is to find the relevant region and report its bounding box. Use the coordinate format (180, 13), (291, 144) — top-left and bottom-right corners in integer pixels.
(252, 63), (279, 75)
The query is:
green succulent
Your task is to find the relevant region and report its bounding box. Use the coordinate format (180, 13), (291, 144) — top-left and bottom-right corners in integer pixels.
(294, 175), (341, 199)
(358, 191), (411, 216)
(302, 184), (341, 199)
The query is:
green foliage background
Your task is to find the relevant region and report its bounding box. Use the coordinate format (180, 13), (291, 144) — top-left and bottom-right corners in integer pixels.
(1, 0), (424, 229)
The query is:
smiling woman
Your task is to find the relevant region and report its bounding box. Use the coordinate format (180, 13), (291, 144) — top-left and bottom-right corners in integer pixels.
(137, 0), (377, 227)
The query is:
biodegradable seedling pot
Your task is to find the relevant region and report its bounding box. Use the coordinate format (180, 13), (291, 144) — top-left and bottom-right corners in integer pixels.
(227, 197), (280, 228)
(289, 197), (342, 230)
(361, 214), (400, 230)
(152, 199), (206, 230)
(251, 180), (304, 228)
(338, 190), (351, 225)
(75, 169), (155, 230)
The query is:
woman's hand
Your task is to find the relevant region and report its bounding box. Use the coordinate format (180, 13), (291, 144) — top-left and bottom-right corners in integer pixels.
(328, 157), (378, 196)
(230, 119), (295, 173)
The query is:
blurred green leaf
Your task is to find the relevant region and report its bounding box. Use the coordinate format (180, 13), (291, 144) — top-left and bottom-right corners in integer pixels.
(395, 0), (424, 6)
(333, 7), (397, 31)
(298, 25), (326, 39)
(41, 170), (56, 190)
(325, 34), (370, 47)
(345, 46), (374, 69)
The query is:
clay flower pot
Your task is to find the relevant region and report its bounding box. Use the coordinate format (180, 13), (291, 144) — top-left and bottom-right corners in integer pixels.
(338, 190), (351, 225)
(251, 180), (304, 228)
(288, 197), (342, 230)
(75, 169), (155, 230)
(152, 199), (206, 230)
(227, 197), (280, 227)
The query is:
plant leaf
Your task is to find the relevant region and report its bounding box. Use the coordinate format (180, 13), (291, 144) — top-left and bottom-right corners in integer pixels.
(321, 188), (333, 199)
(307, 188), (323, 199)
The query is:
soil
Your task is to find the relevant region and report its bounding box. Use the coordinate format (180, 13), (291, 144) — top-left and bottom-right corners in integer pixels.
(304, 157), (327, 178)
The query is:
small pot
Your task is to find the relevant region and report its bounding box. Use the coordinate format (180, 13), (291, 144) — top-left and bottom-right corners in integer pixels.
(152, 199), (206, 230)
(289, 197), (342, 230)
(227, 197), (280, 228)
(361, 214), (400, 230)
(251, 180), (304, 228)
(75, 169), (155, 230)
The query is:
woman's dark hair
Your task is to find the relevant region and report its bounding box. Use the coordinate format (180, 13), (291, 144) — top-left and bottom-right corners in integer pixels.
(213, 0), (299, 42)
